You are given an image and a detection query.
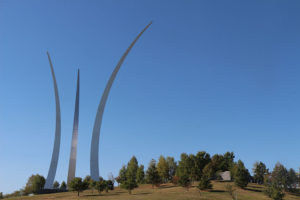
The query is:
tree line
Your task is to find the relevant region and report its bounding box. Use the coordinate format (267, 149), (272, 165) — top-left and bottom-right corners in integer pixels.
(1, 151), (299, 200)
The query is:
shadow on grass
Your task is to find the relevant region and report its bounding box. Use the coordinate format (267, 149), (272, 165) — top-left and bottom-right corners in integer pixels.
(244, 188), (262, 193)
(132, 192), (152, 195)
(159, 185), (177, 189)
(210, 190), (225, 193)
(84, 192), (121, 197)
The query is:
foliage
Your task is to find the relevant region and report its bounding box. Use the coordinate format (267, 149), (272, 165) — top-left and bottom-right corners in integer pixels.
(178, 174), (191, 190)
(157, 155), (170, 183)
(106, 180), (114, 191)
(60, 181), (67, 190)
(253, 161), (268, 184)
(176, 153), (192, 179)
(264, 181), (285, 200)
(287, 168), (298, 192)
(53, 181), (60, 189)
(24, 174), (45, 194)
(0, 192), (3, 199)
(118, 165), (127, 185)
(166, 156), (177, 181)
(146, 159), (161, 188)
(202, 163), (214, 179)
(194, 151), (211, 180)
(68, 177), (89, 196)
(120, 156), (139, 194)
(96, 178), (107, 194)
(137, 165), (145, 184)
(198, 175), (212, 190)
(232, 160), (250, 188)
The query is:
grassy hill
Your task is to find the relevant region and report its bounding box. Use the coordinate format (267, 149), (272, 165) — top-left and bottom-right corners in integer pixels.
(6, 181), (300, 200)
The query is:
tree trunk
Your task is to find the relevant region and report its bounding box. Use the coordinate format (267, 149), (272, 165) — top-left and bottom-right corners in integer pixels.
(77, 191), (79, 196)
(128, 189), (131, 194)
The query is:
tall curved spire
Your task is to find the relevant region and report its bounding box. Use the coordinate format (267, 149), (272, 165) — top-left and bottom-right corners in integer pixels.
(45, 52), (61, 189)
(67, 69), (80, 185)
(90, 22), (152, 180)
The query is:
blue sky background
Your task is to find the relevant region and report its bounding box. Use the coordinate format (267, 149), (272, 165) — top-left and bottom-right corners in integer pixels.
(1, 0), (300, 194)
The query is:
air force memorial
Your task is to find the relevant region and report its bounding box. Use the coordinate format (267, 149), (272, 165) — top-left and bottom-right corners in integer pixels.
(44, 22), (151, 189)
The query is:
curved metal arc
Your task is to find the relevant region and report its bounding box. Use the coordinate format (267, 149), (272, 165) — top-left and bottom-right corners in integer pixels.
(67, 69), (80, 185)
(45, 52), (61, 189)
(90, 22), (152, 180)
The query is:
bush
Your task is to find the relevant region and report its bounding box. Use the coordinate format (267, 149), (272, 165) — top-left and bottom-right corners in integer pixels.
(68, 177), (89, 196)
(178, 174), (191, 191)
(264, 184), (285, 200)
(198, 175), (212, 190)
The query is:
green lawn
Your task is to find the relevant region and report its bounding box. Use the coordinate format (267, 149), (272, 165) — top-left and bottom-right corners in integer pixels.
(6, 181), (300, 200)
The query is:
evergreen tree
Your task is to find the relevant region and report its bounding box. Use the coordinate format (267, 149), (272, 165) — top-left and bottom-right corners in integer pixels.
(60, 181), (67, 190)
(118, 165), (127, 185)
(166, 156), (177, 181)
(157, 155), (169, 183)
(287, 168), (298, 191)
(121, 156), (138, 194)
(233, 160), (250, 189)
(272, 162), (288, 191)
(194, 151), (211, 180)
(146, 159), (161, 188)
(178, 174), (191, 190)
(176, 153), (192, 178)
(137, 165), (145, 184)
(253, 161), (268, 184)
(198, 175), (212, 190)
(53, 181), (60, 189)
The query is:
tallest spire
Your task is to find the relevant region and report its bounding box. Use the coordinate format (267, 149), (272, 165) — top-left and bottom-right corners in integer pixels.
(90, 22), (152, 180)
(67, 69), (80, 184)
(45, 52), (61, 189)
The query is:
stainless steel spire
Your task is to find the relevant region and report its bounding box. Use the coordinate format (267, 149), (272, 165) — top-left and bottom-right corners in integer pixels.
(67, 69), (80, 185)
(90, 22), (152, 180)
(45, 52), (61, 189)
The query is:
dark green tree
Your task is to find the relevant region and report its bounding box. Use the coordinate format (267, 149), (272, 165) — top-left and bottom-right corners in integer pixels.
(106, 180), (114, 191)
(194, 151), (211, 180)
(137, 165), (145, 184)
(60, 181), (67, 190)
(53, 181), (60, 189)
(286, 168), (297, 192)
(264, 172), (285, 200)
(146, 159), (161, 188)
(233, 160), (250, 188)
(166, 156), (177, 181)
(272, 162), (288, 191)
(96, 178), (107, 194)
(198, 175), (212, 191)
(253, 161), (268, 184)
(121, 156), (138, 194)
(68, 177), (89, 196)
(24, 174), (46, 194)
(178, 174), (191, 191)
(176, 153), (192, 178)
(118, 165), (127, 185)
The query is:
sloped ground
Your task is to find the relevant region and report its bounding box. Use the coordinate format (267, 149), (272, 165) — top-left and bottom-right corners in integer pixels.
(6, 181), (300, 200)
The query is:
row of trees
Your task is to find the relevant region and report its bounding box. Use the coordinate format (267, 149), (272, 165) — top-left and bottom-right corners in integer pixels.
(116, 152), (299, 200)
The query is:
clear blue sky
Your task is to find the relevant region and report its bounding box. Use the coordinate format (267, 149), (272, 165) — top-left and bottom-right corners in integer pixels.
(1, 0), (300, 194)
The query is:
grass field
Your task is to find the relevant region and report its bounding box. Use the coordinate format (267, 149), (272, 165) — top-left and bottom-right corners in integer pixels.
(6, 181), (300, 200)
